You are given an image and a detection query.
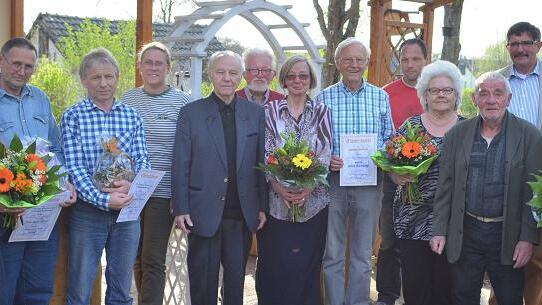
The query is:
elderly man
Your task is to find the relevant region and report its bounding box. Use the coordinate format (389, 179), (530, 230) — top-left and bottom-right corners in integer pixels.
(375, 37), (427, 305)
(172, 50), (267, 305)
(499, 21), (542, 305)
(236, 48), (284, 104)
(316, 37), (394, 305)
(431, 72), (542, 305)
(0, 37), (77, 305)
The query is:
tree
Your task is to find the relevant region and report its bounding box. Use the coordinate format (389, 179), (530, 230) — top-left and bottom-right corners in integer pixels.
(476, 40), (511, 75)
(58, 19), (137, 98)
(313, 0), (361, 87)
(440, 0), (464, 65)
(30, 57), (79, 121)
(155, 0), (195, 23)
(459, 88), (477, 119)
(219, 37), (246, 56)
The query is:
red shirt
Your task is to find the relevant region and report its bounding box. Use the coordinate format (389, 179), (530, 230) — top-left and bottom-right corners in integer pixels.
(236, 87), (285, 105)
(383, 78), (424, 129)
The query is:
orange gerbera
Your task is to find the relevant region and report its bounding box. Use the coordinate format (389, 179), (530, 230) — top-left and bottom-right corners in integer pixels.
(13, 173), (33, 193)
(401, 141), (422, 159)
(26, 154), (47, 171)
(0, 167), (14, 192)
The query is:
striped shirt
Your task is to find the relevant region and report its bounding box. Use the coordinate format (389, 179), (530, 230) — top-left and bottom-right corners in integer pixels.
(315, 80), (394, 155)
(507, 61), (540, 127)
(61, 98), (150, 210)
(122, 87), (191, 198)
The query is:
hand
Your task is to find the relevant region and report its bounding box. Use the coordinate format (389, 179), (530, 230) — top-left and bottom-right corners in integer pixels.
(389, 173), (415, 186)
(270, 180), (299, 202)
(175, 214), (193, 234)
(257, 212), (267, 230)
(107, 192), (133, 210)
(0, 206), (26, 214)
(513, 241), (533, 268)
(430, 235), (446, 254)
(59, 181), (78, 207)
(102, 180), (131, 194)
(330, 155), (343, 171)
(289, 188), (314, 207)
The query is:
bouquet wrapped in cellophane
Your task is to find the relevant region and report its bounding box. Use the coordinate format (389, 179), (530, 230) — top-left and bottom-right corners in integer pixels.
(371, 121), (439, 203)
(92, 136), (135, 190)
(0, 136), (65, 228)
(257, 132), (329, 222)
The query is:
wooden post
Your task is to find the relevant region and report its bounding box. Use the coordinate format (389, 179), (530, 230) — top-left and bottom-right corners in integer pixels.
(136, 0), (153, 87)
(10, 0), (24, 38)
(368, 0), (392, 86)
(421, 4), (435, 58)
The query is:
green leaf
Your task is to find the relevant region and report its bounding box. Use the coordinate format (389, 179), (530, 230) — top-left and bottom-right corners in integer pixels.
(527, 180), (542, 195)
(25, 141), (36, 154)
(0, 143), (5, 158)
(10, 135), (23, 151)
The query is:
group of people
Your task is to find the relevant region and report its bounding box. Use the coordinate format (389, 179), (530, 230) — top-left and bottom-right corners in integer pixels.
(0, 19), (541, 305)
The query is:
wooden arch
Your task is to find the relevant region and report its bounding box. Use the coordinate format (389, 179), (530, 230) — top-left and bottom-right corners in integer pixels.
(161, 0), (325, 99)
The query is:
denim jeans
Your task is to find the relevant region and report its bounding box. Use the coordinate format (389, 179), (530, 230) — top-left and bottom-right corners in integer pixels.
(66, 202), (140, 305)
(0, 221), (60, 305)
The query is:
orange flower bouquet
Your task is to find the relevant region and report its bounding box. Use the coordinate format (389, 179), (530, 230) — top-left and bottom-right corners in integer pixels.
(0, 135), (65, 228)
(371, 121), (439, 203)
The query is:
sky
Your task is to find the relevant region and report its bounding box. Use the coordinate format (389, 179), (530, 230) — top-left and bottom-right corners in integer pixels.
(23, 0), (542, 58)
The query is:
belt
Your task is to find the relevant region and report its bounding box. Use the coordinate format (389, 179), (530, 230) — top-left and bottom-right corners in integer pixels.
(466, 211), (504, 223)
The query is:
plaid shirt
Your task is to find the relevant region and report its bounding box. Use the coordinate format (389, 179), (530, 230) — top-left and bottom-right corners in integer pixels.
(61, 98), (150, 210)
(315, 80), (394, 155)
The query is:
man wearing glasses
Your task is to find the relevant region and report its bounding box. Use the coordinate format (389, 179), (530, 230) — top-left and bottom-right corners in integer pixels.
(236, 48), (284, 105)
(499, 21), (542, 305)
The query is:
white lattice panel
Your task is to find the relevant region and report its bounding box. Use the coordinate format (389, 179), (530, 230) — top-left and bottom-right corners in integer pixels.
(164, 227), (191, 305)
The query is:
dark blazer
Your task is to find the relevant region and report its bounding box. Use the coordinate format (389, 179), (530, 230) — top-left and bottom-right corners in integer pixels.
(432, 113), (542, 265)
(171, 93), (267, 237)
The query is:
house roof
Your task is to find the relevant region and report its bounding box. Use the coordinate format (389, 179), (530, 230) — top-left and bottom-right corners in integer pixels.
(27, 13), (224, 58)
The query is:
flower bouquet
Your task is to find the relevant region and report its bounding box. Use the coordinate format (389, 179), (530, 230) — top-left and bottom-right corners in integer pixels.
(257, 132), (329, 222)
(371, 121), (439, 203)
(92, 136), (135, 190)
(526, 171), (542, 228)
(0, 135), (65, 228)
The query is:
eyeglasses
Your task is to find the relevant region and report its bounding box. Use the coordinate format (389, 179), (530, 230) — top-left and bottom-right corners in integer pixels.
(427, 87), (455, 96)
(246, 68), (274, 76)
(506, 40), (539, 48)
(340, 57), (367, 65)
(3, 56), (35, 73)
(285, 73), (310, 82)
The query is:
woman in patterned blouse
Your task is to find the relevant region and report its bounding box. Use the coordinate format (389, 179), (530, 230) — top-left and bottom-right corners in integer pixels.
(390, 60), (465, 305)
(255, 55), (332, 305)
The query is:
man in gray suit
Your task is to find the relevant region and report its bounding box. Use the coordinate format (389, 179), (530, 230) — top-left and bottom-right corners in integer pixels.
(172, 50), (267, 305)
(430, 72), (542, 305)
(499, 22), (542, 305)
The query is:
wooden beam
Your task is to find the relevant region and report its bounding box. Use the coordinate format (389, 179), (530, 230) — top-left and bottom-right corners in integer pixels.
(10, 0), (24, 38)
(136, 0), (153, 87)
(368, 0), (389, 86)
(420, 0), (454, 10)
(384, 20), (425, 29)
(421, 5), (435, 59)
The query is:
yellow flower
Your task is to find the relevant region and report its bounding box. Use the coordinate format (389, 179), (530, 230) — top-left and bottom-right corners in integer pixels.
(292, 154), (312, 170)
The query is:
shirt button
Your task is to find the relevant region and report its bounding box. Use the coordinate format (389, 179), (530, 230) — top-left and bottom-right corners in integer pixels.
(220, 196), (225, 201)
(224, 177), (228, 183)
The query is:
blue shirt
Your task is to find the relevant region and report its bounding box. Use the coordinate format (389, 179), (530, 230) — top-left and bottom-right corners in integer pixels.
(61, 98), (150, 211)
(0, 83), (62, 159)
(508, 61), (540, 127)
(314, 80), (394, 155)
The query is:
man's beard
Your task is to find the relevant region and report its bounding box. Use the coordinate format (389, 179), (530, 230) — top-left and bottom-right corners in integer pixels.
(247, 81), (270, 93)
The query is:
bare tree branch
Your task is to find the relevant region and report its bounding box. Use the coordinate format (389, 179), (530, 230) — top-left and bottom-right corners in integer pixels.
(344, 0), (361, 38)
(312, 0), (329, 41)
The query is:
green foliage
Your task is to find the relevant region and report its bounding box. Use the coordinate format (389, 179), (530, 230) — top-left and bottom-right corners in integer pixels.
(527, 171), (542, 227)
(30, 57), (79, 121)
(58, 19), (137, 98)
(459, 88), (478, 119)
(476, 40), (511, 75)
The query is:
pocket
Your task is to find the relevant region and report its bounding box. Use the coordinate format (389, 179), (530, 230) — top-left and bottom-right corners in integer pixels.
(0, 121), (14, 133)
(33, 114), (48, 125)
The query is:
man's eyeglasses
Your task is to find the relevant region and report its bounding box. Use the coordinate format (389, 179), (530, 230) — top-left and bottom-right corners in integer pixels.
(427, 87), (455, 96)
(246, 68), (274, 76)
(506, 40), (539, 48)
(3, 57), (35, 73)
(285, 74), (310, 82)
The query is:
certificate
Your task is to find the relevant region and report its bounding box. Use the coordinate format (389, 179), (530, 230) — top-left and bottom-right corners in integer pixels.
(340, 134), (378, 186)
(117, 169), (165, 223)
(9, 191), (71, 242)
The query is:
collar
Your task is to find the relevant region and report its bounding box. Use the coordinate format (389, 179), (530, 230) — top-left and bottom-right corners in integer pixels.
(476, 111), (509, 138)
(243, 87), (269, 103)
(339, 80), (365, 95)
(0, 81), (33, 100)
(211, 92), (236, 111)
(82, 98), (123, 111)
(277, 96), (315, 115)
(511, 60), (540, 79)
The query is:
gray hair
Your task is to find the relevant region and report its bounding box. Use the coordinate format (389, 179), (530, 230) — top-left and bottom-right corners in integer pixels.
(242, 48), (276, 70)
(278, 55), (318, 90)
(208, 50), (243, 72)
(474, 71), (512, 95)
(416, 60), (463, 111)
(79, 48), (120, 80)
(334, 37), (371, 65)
(138, 41), (171, 65)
